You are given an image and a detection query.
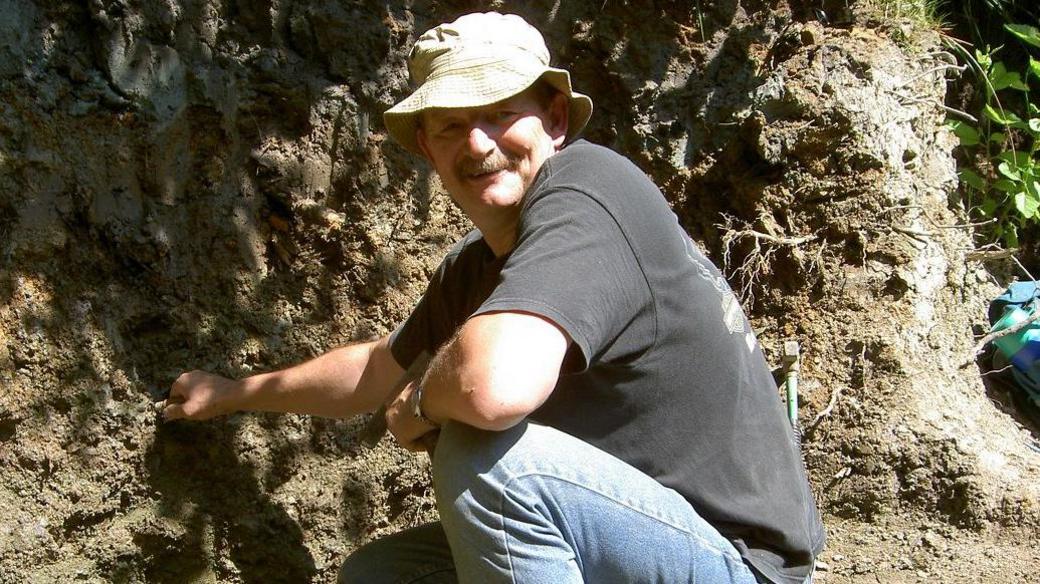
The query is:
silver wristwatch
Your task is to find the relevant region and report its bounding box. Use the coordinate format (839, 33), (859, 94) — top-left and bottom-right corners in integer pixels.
(409, 384), (438, 427)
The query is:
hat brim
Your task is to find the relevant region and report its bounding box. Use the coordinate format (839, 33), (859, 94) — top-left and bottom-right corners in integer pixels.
(384, 65), (592, 156)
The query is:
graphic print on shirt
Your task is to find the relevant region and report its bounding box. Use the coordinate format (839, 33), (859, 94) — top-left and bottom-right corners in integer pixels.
(676, 223), (749, 338)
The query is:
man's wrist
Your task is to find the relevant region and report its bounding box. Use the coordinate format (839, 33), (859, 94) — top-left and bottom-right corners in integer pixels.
(234, 374), (269, 411)
(410, 384), (440, 427)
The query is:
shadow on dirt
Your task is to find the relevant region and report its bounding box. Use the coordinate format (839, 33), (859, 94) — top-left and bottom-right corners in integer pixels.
(144, 422), (317, 583)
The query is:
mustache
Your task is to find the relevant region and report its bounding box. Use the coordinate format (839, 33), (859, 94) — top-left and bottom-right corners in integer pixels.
(456, 150), (518, 177)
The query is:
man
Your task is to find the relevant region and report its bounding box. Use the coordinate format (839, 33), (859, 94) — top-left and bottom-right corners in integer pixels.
(166, 12), (825, 584)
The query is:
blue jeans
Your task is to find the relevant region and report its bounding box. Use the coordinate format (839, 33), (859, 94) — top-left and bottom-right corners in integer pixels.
(339, 421), (758, 584)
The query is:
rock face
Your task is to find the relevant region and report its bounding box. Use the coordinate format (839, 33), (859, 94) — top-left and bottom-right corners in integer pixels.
(0, 1), (1036, 582)
(699, 22), (1040, 529)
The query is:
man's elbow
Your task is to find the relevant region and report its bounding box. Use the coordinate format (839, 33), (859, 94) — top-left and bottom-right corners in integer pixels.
(460, 382), (551, 432)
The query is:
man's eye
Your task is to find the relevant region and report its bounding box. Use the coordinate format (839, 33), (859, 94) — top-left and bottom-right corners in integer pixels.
(495, 111), (517, 121)
(438, 122), (462, 134)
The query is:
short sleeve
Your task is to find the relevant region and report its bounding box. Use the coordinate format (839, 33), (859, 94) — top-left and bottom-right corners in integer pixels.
(390, 231), (503, 369)
(474, 188), (653, 371)
(390, 278), (447, 370)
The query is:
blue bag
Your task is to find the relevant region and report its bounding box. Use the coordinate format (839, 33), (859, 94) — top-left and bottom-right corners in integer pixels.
(987, 281), (1040, 411)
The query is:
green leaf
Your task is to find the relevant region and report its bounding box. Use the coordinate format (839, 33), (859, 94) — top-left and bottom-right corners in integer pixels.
(1029, 180), (1040, 199)
(990, 61), (1011, 89)
(984, 103), (1022, 125)
(1014, 190), (1040, 218)
(989, 62), (1027, 91)
(950, 120), (981, 146)
(1006, 24), (1040, 49)
(981, 197), (999, 216)
(1008, 74), (1030, 92)
(994, 179), (1020, 192)
(959, 168), (986, 189)
(1030, 118), (1040, 134)
(996, 150), (1033, 166)
(990, 131), (1007, 144)
(1030, 58), (1040, 81)
(999, 161), (1022, 180)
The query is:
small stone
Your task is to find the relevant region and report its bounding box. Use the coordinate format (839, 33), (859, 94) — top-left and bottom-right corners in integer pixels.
(32, 519), (48, 539)
(815, 560), (830, 571)
(852, 560), (871, 574)
(922, 531), (945, 550)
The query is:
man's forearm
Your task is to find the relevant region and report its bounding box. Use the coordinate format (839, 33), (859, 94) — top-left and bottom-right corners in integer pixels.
(167, 335), (403, 421)
(238, 340), (388, 417)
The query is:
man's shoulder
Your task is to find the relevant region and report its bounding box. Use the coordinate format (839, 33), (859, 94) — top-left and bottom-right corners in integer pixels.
(542, 140), (646, 189)
(556, 139), (630, 166)
(533, 140), (656, 204)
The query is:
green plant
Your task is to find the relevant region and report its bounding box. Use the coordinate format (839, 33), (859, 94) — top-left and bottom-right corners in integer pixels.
(951, 23), (1040, 246)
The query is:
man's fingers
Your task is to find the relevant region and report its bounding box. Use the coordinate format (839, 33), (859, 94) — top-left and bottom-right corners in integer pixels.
(169, 371), (196, 399)
(162, 401), (187, 421)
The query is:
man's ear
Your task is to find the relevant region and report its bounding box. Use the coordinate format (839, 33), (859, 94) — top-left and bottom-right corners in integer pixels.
(416, 125), (434, 163)
(548, 92), (569, 149)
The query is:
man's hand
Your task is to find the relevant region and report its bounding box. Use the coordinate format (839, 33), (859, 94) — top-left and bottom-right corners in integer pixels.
(385, 380), (440, 452)
(163, 370), (245, 421)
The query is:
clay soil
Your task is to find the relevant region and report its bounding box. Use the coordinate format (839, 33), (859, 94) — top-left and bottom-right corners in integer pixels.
(1, 1), (1038, 582)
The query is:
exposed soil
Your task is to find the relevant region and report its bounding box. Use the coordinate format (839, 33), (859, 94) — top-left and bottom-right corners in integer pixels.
(1, 1), (1037, 582)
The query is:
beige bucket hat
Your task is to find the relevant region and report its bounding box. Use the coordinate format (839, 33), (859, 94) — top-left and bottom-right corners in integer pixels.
(384, 12), (593, 156)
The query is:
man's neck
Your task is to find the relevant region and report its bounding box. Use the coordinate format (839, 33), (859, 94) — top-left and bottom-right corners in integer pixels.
(465, 207), (516, 257)
(481, 227), (517, 258)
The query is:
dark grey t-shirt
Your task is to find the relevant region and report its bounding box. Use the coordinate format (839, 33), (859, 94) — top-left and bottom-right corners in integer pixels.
(390, 140), (825, 583)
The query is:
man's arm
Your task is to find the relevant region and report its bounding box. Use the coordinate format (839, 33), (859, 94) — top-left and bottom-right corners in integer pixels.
(164, 334), (405, 421)
(385, 311), (569, 449)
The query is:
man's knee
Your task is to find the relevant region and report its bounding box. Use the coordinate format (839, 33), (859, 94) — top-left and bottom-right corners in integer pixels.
(432, 420), (534, 498)
(432, 420), (575, 522)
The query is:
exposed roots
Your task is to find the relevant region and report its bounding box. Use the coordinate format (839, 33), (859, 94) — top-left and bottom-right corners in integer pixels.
(719, 215), (822, 307)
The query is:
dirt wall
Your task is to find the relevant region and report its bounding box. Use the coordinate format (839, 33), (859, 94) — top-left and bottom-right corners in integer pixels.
(1, 1), (1037, 582)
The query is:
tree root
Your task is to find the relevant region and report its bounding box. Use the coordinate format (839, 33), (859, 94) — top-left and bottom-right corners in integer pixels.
(719, 216), (820, 307)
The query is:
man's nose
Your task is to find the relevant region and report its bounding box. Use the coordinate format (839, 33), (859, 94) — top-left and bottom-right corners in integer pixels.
(465, 125), (497, 157)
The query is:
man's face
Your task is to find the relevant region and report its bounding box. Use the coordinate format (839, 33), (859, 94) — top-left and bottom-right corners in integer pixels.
(416, 86), (569, 223)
